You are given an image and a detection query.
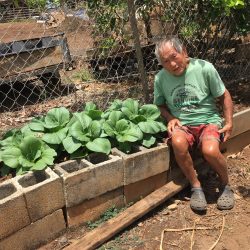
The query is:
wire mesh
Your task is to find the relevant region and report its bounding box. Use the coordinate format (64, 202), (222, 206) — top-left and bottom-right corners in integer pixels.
(0, 0), (249, 134)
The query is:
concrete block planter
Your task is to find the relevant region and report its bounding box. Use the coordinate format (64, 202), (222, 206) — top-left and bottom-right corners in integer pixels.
(112, 144), (170, 203)
(15, 167), (65, 222)
(0, 179), (30, 240)
(222, 108), (250, 155)
(54, 155), (124, 208)
(0, 209), (66, 250)
(54, 154), (124, 226)
(66, 188), (124, 227)
(112, 144), (170, 185)
(231, 108), (250, 137)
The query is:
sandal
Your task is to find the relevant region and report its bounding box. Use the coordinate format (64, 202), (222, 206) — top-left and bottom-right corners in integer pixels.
(190, 187), (207, 211)
(217, 185), (235, 210)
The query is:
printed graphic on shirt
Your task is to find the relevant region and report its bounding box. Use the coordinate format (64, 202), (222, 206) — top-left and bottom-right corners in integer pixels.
(171, 83), (200, 112)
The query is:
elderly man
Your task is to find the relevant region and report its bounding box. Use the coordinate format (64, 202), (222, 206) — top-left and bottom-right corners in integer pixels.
(154, 37), (234, 211)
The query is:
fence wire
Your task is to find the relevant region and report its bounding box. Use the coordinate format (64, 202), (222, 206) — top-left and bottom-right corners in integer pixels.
(0, 0), (249, 133)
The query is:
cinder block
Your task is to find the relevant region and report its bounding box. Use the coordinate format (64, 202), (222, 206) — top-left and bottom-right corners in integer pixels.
(124, 171), (167, 204)
(231, 108), (250, 137)
(54, 155), (123, 208)
(221, 129), (250, 156)
(66, 187), (124, 227)
(112, 144), (169, 185)
(0, 179), (30, 240)
(0, 209), (66, 250)
(16, 168), (65, 222)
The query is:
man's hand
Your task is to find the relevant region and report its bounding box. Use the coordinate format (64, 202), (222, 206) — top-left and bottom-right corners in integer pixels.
(218, 123), (233, 142)
(168, 118), (182, 133)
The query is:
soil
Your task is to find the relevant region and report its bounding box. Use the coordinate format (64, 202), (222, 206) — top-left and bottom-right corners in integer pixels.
(38, 144), (250, 250)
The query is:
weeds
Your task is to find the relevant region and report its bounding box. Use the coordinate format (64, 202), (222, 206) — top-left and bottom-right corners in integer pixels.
(87, 203), (134, 230)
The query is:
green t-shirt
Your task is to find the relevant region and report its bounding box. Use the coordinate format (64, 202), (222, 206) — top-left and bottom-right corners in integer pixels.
(154, 58), (225, 127)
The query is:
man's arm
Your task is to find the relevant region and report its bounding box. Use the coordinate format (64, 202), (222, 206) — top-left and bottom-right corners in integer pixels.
(158, 104), (182, 133)
(218, 89), (233, 142)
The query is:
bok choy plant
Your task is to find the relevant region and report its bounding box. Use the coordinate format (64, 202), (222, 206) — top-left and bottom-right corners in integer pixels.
(103, 110), (143, 153)
(121, 99), (167, 148)
(0, 134), (57, 175)
(62, 112), (111, 158)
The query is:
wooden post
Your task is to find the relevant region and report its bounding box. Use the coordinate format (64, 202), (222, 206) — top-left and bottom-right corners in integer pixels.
(127, 0), (150, 103)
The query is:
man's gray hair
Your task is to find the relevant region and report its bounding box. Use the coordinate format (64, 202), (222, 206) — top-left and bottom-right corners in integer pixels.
(155, 37), (184, 65)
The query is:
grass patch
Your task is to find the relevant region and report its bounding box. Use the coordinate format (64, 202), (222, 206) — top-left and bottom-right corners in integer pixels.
(87, 203), (134, 230)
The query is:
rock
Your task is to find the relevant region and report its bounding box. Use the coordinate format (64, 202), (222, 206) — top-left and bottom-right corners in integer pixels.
(167, 204), (178, 210)
(162, 210), (170, 215)
(234, 193), (242, 200)
(58, 236), (68, 245)
(174, 199), (181, 205)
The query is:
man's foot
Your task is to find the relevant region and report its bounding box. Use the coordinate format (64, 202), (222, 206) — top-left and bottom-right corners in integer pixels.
(217, 185), (234, 210)
(190, 187), (207, 211)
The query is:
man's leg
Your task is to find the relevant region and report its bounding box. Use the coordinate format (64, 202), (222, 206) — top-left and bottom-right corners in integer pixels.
(171, 130), (200, 187)
(201, 139), (228, 185)
(171, 129), (207, 211)
(201, 138), (234, 210)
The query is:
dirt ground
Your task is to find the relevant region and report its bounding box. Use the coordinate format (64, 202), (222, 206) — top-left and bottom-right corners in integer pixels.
(39, 144), (250, 250)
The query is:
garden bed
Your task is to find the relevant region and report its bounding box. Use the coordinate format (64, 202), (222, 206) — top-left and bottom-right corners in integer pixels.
(0, 108), (249, 249)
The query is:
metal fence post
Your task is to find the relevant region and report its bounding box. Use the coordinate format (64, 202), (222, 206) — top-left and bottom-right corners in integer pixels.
(127, 0), (149, 103)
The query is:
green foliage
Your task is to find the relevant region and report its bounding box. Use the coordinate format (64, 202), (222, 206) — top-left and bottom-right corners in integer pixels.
(0, 99), (166, 176)
(103, 99), (166, 151)
(63, 111), (111, 157)
(86, 205), (121, 229)
(72, 68), (93, 82)
(28, 107), (70, 145)
(85, 0), (129, 49)
(0, 135), (57, 175)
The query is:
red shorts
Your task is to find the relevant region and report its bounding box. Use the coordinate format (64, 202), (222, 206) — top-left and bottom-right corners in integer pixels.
(168, 124), (222, 148)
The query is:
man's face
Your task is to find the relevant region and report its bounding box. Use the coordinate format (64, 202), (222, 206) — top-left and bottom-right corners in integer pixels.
(160, 42), (188, 76)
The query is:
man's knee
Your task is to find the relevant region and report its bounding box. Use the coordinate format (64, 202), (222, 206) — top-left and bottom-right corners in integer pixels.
(171, 133), (189, 152)
(201, 140), (221, 158)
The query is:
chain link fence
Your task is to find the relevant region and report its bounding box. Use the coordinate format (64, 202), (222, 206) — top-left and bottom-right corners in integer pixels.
(0, 0), (249, 134)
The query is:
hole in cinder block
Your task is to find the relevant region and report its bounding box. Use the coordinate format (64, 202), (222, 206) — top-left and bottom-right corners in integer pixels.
(61, 161), (89, 173)
(18, 171), (49, 187)
(87, 153), (110, 164)
(0, 183), (17, 200)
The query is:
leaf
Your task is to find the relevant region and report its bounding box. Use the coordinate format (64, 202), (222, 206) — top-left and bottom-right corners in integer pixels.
(86, 138), (111, 155)
(116, 119), (130, 133)
(70, 121), (91, 142)
(108, 111), (123, 126)
(87, 110), (103, 120)
(142, 135), (156, 148)
(16, 166), (28, 176)
(121, 98), (139, 119)
(89, 120), (102, 138)
(139, 104), (161, 120)
(84, 102), (97, 112)
(63, 136), (82, 154)
(117, 124), (143, 142)
(31, 146), (57, 170)
(42, 127), (68, 144)
(73, 112), (92, 129)
(103, 121), (116, 137)
(1, 147), (21, 168)
(20, 136), (42, 162)
(138, 120), (162, 134)
(44, 107), (70, 129)
(132, 115), (147, 124)
(108, 99), (123, 111)
(29, 118), (45, 131)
